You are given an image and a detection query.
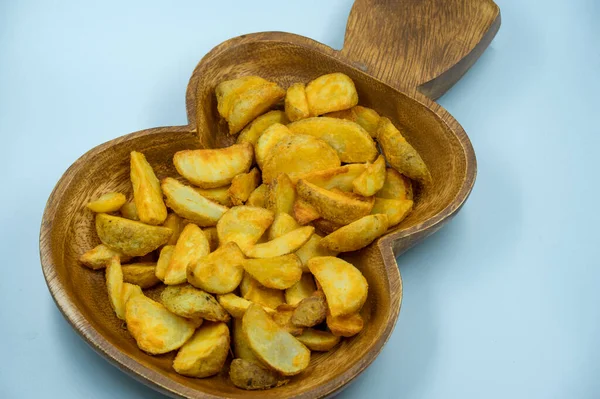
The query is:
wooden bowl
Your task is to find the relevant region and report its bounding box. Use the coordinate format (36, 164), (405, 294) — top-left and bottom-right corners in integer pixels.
(40, 0), (500, 398)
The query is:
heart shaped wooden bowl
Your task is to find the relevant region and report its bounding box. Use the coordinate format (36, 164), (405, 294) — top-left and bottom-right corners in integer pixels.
(40, 0), (500, 397)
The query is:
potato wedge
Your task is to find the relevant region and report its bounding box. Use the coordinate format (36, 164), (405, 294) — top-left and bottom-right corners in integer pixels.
(296, 329), (341, 351)
(296, 180), (373, 225)
(352, 155), (386, 197)
(291, 295), (327, 328)
(293, 234), (339, 273)
(272, 304), (303, 336)
(161, 178), (229, 226)
(130, 151), (167, 225)
(300, 164), (367, 192)
(268, 212), (300, 241)
(242, 304), (310, 376)
(230, 358), (288, 390)
(119, 201), (139, 220)
(284, 82), (310, 121)
(188, 241), (245, 294)
(95, 213), (172, 257)
(232, 317), (262, 364)
(312, 218), (343, 235)
(79, 244), (132, 270)
(173, 143), (254, 188)
(237, 110), (289, 146)
(228, 167), (261, 206)
(164, 223), (210, 285)
(243, 254), (303, 290)
(155, 244), (174, 282)
(160, 284), (230, 322)
(372, 198), (413, 226)
(162, 213), (183, 246)
(218, 293), (275, 318)
(173, 322), (230, 378)
(125, 293), (195, 354)
(285, 273), (316, 306)
(246, 184), (269, 208)
(320, 214), (388, 252)
(378, 168), (414, 200)
(121, 282), (143, 308)
(216, 76), (285, 135)
(240, 273), (285, 309)
(193, 186), (232, 207)
(266, 173), (296, 215)
(122, 263), (160, 289)
(87, 192), (126, 213)
(308, 256), (368, 317)
(376, 117), (431, 184)
(254, 123), (292, 169)
(244, 226), (314, 259)
(325, 105), (380, 137)
(202, 227), (219, 252)
(327, 313), (364, 337)
(217, 206), (274, 251)
(262, 134), (341, 184)
(292, 199), (320, 225)
(106, 256), (126, 320)
(305, 73), (358, 116)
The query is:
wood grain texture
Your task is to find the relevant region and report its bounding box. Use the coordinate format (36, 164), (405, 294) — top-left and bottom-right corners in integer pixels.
(41, 0), (499, 397)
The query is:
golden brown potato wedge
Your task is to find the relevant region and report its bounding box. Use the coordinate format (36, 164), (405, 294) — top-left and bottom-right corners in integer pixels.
(243, 226), (314, 259)
(87, 192), (127, 213)
(228, 167), (261, 206)
(246, 184), (269, 208)
(79, 244), (132, 270)
(121, 282), (143, 309)
(122, 263), (160, 289)
(291, 295), (327, 328)
(119, 201), (139, 220)
(327, 313), (364, 337)
(237, 110), (289, 146)
(95, 213), (172, 257)
(285, 273), (316, 306)
(320, 214), (389, 252)
(378, 168), (414, 200)
(287, 117), (377, 163)
(296, 180), (373, 225)
(325, 105), (380, 137)
(300, 164), (367, 192)
(229, 358), (288, 390)
(243, 254), (303, 290)
(173, 322), (230, 378)
(232, 317), (262, 364)
(311, 218), (343, 236)
(352, 155), (386, 197)
(254, 123), (292, 169)
(173, 143), (254, 188)
(266, 173), (296, 215)
(106, 256), (126, 320)
(216, 206), (274, 251)
(305, 73), (358, 116)
(193, 186), (232, 207)
(284, 82), (310, 122)
(242, 304), (310, 376)
(155, 245), (174, 281)
(164, 223), (210, 285)
(294, 234), (338, 272)
(162, 213), (183, 246)
(371, 198), (413, 226)
(216, 76), (285, 135)
(308, 256), (368, 317)
(268, 212), (300, 241)
(160, 284), (230, 322)
(292, 199), (320, 225)
(272, 304), (304, 336)
(202, 227), (219, 252)
(240, 273), (285, 310)
(218, 293), (276, 319)
(188, 241), (245, 294)
(161, 178), (229, 226)
(296, 329), (341, 351)
(130, 151), (167, 225)
(376, 117), (431, 184)
(125, 293), (196, 354)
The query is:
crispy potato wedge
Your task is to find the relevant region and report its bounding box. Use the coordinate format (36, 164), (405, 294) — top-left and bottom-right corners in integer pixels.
(130, 151), (167, 225)
(244, 226), (314, 259)
(217, 206), (274, 251)
(376, 117), (431, 184)
(155, 245), (174, 282)
(243, 254), (303, 290)
(161, 178), (229, 226)
(232, 317), (262, 364)
(216, 76), (285, 135)
(296, 180), (373, 225)
(202, 227), (219, 252)
(242, 304), (310, 376)
(287, 117), (377, 163)
(378, 168), (414, 200)
(119, 201), (139, 220)
(353, 155), (386, 197)
(266, 173), (296, 215)
(79, 244), (132, 270)
(372, 198), (413, 226)
(285, 273), (316, 306)
(305, 73), (358, 116)
(325, 105), (380, 137)
(300, 164), (367, 192)
(284, 82), (310, 122)
(292, 199), (320, 225)
(188, 241), (245, 294)
(160, 284), (230, 322)
(173, 322), (230, 378)
(308, 256), (368, 317)
(229, 358), (288, 390)
(218, 293), (276, 318)
(228, 167), (261, 206)
(173, 143), (254, 188)
(193, 186), (232, 207)
(121, 282), (143, 309)
(122, 263), (160, 289)
(240, 273), (285, 309)
(237, 110), (289, 146)
(291, 295), (327, 328)
(87, 192), (127, 213)
(162, 213), (183, 246)
(125, 293), (195, 354)
(327, 313), (364, 337)
(268, 212), (300, 241)
(294, 234), (338, 272)
(320, 214), (388, 252)
(311, 218), (343, 235)
(296, 329), (341, 351)
(272, 304), (304, 336)
(246, 184), (269, 208)
(95, 213), (172, 257)
(262, 134), (341, 184)
(106, 256), (126, 320)
(164, 223), (210, 285)
(254, 123), (292, 169)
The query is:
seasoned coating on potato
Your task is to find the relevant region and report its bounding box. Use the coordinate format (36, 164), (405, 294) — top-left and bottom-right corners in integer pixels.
(122, 263), (160, 289)
(246, 184), (269, 208)
(188, 241), (245, 294)
(296, 329), (341, 351)
(371, 198), (413, 226)
(292, 199), (320, 225)
(243, 254), (303, 290)
(87, 192), (127, 213)
(161, 178), (229, 226)
(79, 244), (132, 270)
(155, 244), (174, 282)
(300, 164), (366, 192)
(325, 105), (380, 137)
(228, 167), (261, 206)
(229, 358), (288, 390)
(284, 82), (310, 122)
(291, 295), (327, 328)
(266, 173), (296, 215)
(327, 312), (364, 337)
(305, 73), (358, 116)
(352, 155), (386, 197)
(285, 273), (316, 306)
(162, 213), (183, 246)
(237, 110), (289, 146)
(268, 212), (300, 241)
(130, 151), (167, 225)
(173, 322), (230, 378)
(243, 226), (314, 259)
(320, 214), (389, 252)
(164, 223), (210, 285)
(160, 284), (230, 322)
(216, 206), (274, 251)
(193, 186), (232, 207)
(377, 168), (414, 200)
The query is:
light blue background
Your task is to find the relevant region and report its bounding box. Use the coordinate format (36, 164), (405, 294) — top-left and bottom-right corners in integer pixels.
(1, 0), (599, 398)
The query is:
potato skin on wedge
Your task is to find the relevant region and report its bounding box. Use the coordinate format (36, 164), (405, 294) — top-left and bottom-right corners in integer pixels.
(160, 284), (230, 322)
(229, 358), (288, 390)
(173, 322), (230, 378)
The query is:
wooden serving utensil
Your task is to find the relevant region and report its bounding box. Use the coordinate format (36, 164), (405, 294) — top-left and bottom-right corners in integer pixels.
(40, 0), (500, 398)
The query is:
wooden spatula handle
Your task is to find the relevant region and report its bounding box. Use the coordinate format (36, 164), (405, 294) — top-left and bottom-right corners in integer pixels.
(339, 0), (501, 99)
